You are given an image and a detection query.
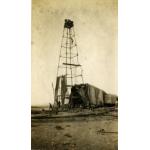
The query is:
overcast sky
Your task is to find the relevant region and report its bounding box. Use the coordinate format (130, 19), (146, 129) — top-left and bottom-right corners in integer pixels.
(32, 0), (118, 106)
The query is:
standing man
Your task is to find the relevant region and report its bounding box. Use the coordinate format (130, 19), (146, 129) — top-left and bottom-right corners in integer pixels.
(49, 103), (53, 115)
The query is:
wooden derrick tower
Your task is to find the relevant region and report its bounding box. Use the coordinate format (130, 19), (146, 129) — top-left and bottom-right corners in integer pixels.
(54, 19), (84, 106)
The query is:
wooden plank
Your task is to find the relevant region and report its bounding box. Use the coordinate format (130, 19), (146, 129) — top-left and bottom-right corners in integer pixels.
(63, 63), (81, 67)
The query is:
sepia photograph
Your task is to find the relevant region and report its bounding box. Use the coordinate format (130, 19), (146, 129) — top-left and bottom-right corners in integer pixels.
(2, 0), (150, 150)
(32, 0), (118, 149)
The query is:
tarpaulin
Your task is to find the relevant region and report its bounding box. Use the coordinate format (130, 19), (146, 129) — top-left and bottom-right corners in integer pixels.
(61, 75), (67, 105)
(69, 84), (106, 107)
(54, 76), (61, 106)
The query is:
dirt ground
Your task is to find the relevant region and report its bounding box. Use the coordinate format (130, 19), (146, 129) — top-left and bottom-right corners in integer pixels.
(31, 109), (118, 150)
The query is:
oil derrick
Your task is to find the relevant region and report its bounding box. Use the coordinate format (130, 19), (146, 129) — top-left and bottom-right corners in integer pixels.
(54, 19), (84, 106)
